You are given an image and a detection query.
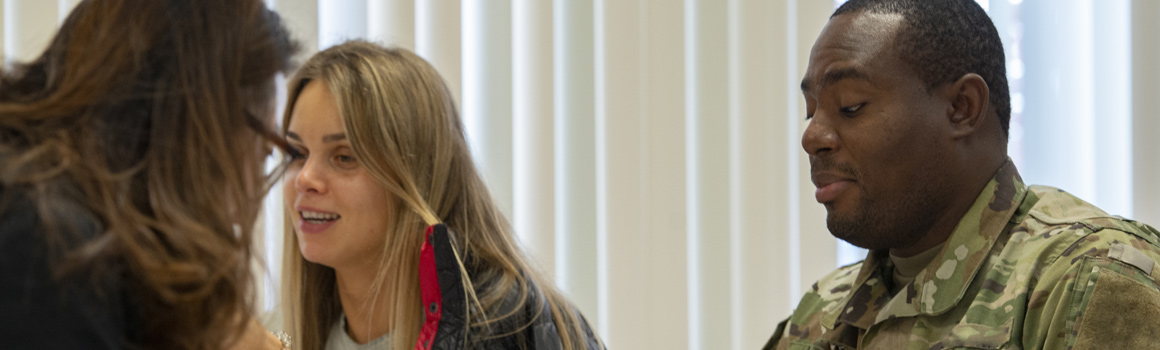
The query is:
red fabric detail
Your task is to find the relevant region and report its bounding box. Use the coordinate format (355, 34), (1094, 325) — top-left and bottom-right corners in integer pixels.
(415, 225), (442, 350)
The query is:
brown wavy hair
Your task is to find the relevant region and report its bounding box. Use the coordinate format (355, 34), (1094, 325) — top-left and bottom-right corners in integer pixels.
(0, 0), (296, 348)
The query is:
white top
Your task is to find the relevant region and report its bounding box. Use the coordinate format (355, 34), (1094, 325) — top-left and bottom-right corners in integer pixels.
(325, 314), (392, 350)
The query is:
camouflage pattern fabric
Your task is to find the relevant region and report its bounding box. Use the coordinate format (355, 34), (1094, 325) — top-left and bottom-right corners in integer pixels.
(765, 160), (1160, 350)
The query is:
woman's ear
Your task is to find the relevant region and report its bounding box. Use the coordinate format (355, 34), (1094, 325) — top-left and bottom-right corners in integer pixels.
(947, 73), (990, 139)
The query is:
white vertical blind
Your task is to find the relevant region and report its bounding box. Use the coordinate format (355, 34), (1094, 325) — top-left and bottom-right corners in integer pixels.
(272, 0), (319, 59)
(729, 0), (795, 348)
(1014, 0), (1141, 219)
(57, 0), (79, 24)
(318, 0), (367, 49)
(462, 0), (514, 220)
(3, 0), (58, 65)
(638, 2), (688, 349)
(594, 0), (657, 345)
(592, 0), (638, 339)
(0, 2), (4, 65)
(1021, 0), (1098, 203)
(366, 0), (414, 50)
(8, 1), (1159, 349)
(685, 0), (730, 348)
(512, 0), (555, 275)
(415, 0), (461, 107)
(1134, 0), (1160, 226)
(1091, 0), (1131, 217)
(552, 0), (599, 324)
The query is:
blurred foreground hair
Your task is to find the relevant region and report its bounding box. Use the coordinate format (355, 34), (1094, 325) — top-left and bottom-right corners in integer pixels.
(0, 0), (297, 348)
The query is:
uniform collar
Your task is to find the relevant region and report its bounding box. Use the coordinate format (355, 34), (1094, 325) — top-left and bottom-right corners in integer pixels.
(822, 159), (1029, 330)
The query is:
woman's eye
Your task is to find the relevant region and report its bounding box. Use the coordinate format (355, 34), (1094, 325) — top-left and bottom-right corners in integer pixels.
(336, 154), (357, 164)
(285, 147), (306, 161)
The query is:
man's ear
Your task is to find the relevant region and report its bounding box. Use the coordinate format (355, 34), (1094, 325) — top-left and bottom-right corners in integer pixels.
(947, 73), (990, 139)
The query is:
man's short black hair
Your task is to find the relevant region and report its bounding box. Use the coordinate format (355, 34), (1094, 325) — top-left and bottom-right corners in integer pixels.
(834, 0), (1010, 137)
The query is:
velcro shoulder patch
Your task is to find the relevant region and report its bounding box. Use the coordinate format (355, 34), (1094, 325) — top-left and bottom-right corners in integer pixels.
(1072, 271), (1160, 349)
(1108, 242), (1155, 276)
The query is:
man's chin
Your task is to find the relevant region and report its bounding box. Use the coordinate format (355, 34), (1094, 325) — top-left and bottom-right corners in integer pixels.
(821, 198), (855, 216)
(826, 216), (886, 251)
(830, 233), (872, 250)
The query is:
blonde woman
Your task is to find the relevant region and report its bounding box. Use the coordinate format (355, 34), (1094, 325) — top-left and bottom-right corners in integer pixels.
(278, 41), (603, 350)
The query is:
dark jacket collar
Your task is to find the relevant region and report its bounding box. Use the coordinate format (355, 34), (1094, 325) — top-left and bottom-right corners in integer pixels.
(416, 224), (603, 350)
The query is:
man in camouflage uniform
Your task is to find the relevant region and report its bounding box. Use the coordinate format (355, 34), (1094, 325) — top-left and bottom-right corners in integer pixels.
(765, 0), (1160, 349)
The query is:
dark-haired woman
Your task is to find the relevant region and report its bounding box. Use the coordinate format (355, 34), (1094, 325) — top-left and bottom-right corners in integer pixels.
(0, 0), (297, 349)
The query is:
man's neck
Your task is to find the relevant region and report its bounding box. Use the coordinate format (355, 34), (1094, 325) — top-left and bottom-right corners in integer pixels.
(335, 262), (393, 344)
(890, 207), (963, 257)
(891, 157), (1006, 257)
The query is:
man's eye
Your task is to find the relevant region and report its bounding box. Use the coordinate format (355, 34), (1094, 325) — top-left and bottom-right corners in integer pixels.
(840, 103), (865, 116)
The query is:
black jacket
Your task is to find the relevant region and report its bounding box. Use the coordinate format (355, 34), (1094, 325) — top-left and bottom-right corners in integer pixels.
(0, 187), (141, 349)
(415, 224), (604, 350)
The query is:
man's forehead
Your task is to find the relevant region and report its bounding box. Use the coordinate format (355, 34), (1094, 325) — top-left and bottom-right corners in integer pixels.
(801, 65), (874, 93)
(803, 12), (906, 92)
(836, 12), (905, 40)
(816, 12), (904, 61)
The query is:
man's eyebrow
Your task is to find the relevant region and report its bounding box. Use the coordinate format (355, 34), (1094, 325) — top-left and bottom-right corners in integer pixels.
(284, 132), (347, 143)
(801, 67), (872, 92)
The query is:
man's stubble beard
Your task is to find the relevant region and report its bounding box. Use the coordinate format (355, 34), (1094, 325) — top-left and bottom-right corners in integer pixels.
(826, 186), (942, 252)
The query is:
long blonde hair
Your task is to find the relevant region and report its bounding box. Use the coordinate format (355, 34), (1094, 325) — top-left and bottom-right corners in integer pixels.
(280, 41), (595, 350)
(0, 0), (296, 348)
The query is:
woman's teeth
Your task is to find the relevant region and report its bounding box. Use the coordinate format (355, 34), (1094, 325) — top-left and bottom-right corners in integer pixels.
(301, 210), (340, 223)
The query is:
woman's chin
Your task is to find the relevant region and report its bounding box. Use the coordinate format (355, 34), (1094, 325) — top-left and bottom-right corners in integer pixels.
(298, 247), (332, 266)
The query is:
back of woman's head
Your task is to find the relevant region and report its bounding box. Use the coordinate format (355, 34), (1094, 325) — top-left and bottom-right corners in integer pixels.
(0, 0), (297, 348)
(282, 41), (596, 350)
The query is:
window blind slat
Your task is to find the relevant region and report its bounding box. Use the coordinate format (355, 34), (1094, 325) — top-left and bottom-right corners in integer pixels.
(4, 0), (57, 65)
(513, 0), (555, 277)
(415, 0), (461, 106)
(1133, 0), (1160, 226)
(552, 0), (600, 327)
(686, 0), (731, 349)
(367, 0), (414, 50)
(729, 0), (796, 348)
(462, 0), (513, 220)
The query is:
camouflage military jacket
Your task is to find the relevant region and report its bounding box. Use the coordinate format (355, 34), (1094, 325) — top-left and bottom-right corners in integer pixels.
(765, 161), (1160, 350)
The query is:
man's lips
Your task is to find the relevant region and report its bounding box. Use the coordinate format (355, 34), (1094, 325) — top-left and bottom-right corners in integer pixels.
(812, 173), (855, 204)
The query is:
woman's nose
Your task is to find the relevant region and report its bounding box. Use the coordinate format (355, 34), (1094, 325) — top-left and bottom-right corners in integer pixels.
(294, 158), (326, 194)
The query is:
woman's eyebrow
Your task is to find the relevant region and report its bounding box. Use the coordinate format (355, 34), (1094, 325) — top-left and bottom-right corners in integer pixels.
(322, 133), (347, 143)
(284, 132), (346, 143)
